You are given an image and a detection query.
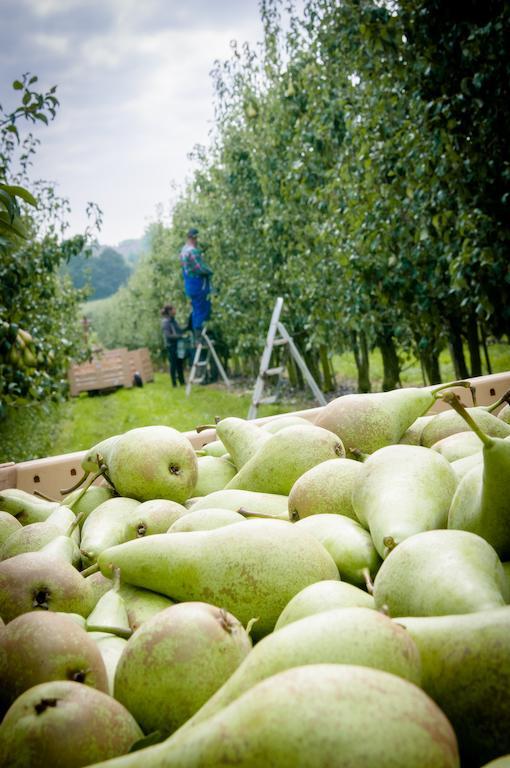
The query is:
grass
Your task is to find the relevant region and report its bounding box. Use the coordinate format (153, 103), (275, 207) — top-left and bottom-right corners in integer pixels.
(2, 342), (509, 465)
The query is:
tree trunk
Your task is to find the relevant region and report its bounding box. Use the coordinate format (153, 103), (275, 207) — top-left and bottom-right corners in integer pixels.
(480, 325), (492, 375)
(304, 348), (322, 389)
(377, 333), (401, 391)
(287, 354), (298, 388)
(447, 317), (469, 380)
(352, 331), (371, 393)
(319, 344), (335, 392)
(420, 350), (441, 385)
(466, 314), (482, 377)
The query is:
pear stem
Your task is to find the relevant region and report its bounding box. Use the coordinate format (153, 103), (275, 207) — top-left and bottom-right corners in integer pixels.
(430, 380), (472, 399)
(195, 425), (216, 433)
(66, 469), (104, 520)
(487, 387), (510, 413)
(60, 470), (90, 496)
(81, 563), (99, 577)
(440, 392), (494, 448)
(245, 617), (259, 636)
(362, 567), (374, 595)
(33, 490), (58, 502)
(237, 506), (288, 521)
(87, 624), (132, 639)
(349, 448), (369, 462)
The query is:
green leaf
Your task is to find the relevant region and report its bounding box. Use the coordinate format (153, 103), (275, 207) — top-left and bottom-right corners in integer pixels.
(12, 80), (23, 90)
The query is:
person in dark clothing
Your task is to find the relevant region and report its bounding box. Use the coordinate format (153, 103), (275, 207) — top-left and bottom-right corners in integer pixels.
(161, 304), (185, 387)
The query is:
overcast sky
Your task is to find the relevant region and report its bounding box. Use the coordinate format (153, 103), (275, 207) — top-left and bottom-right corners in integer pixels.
(1, 0), (266, 245)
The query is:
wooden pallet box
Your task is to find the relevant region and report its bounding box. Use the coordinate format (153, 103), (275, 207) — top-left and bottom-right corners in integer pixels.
(68, 348), (133, 396)
(128, 348), (154, 383)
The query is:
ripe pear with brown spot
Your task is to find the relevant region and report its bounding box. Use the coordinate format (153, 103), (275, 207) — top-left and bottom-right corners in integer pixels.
(0, 610), (108, 717)
(288, 458), (363, 523)
(275, 580), (375, 629)
(0, 680), (143, 768)
(97, 519), (339, 639)
(225, 424), (345, 496)
(114, 602), (252, 737)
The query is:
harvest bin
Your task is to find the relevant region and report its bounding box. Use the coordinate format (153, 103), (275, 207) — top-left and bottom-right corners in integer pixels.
(1, 371), (509, 500)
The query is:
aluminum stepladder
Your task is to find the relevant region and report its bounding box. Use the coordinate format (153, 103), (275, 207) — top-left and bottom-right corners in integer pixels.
(247, 296), (327, 419)
(185, 326), (231, 397)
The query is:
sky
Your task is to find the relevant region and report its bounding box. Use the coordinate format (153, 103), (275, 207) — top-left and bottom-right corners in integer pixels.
(0, 0), (266, 246)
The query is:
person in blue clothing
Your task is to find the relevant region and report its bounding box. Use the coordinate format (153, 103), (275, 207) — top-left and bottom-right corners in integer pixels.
(179, 227), (213, 341)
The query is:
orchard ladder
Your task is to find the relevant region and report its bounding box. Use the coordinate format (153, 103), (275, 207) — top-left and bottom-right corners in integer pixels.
(248, 297), (327, 419)
(185, 327), (231, 397)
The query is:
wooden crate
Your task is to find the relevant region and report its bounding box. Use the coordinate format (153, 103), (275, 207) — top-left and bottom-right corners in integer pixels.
(128, 348), (154, 383)
(68, 348), (132, 396)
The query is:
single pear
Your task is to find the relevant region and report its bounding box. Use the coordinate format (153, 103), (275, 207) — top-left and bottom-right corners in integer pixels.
(117, 582), (175, 631)
(274, 580), (375, 629)
(63, 484), (116, 526)
(169, 508), (246, 532)
(80, 496), (141, 567)
(398, 414), (435, 445)
(88, 632), (128, 695)
(399, 607), (510, 768)
(200, 439), (227, 457)
(215, 416), (271, 470)
(288, 458), (364, 522)
(40, 534), (82, 567)
(124, 498), (188, 539)
(97, 519), (339, 639)
(225, 424), (345, 496)
(191, 489), (289, 520)
(0, 504), (79, 561)
(86, 571), (131, 636)
(114, 602), (252, 737)
(0, 610), (108, 716)
(352, 444), (457, 556)
(445, 394), (510, 558)
(86, 571), (114, 606)
(0, 511), (22, 547)
(294, 514), (380, 587)
(421, 407), (510, 448)
(53, 665), (460, 768)
(314, 381), (466, 457)
(373, 529), (510, 617)
(431, 431), (483, 462)
(261, 415), (313, 433)
(81, 433), (121, 474)
(193, 455), (237, 496)
(0, 488), (61, 524)
(451, 451), (483, 481)
(479, 758), (510, 768)
(106, 425), (198, 503)
(0, 680), (143, 768)
(0, 551), (95, 622)
(498, 403), (510, 424)
(175, 607), (421, 735)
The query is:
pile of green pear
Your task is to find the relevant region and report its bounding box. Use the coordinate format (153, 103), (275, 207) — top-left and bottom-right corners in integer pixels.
(1, 382), (510, 768)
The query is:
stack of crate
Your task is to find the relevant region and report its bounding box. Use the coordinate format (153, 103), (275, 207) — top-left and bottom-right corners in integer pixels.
(68, 347), (153, 396)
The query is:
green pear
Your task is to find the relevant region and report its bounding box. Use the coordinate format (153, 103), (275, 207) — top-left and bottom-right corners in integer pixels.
(498, 403), (510, 424)
(0, 610), (108, 716)
(451, 450), (483, 480)
(373, 529), (510, 617)
(174, 606), (421, 736)
(0, 488), (61, 524)
(40, 534), (82, 567)
(352, 444), (457, 557)
(97, 519), (339, 639)
(106, 426), (198, 503)
(261, 415), (314, 433)
(86, 571), (114, 606)
(81, 433), (121, 474)
(421, 407), (510, 448)
(200, 439), (227, 457)
(431, 431), (483, 462)
(0, 680), (143, 768)
(398, 414), (435, 445)
(125, 498), (188, 538)
(169, 508), (246, 532)
(59, 665), (461, 768)
(63, 484), (116, 526)
(117, 582), (174, 631)
(191, 489), (289, 520)
(399, 607), (510, 768)
(0, 504), (79, 561)
(314, 381), (466, 457)
(275, 580), (375, 629)
(445, 395), (510, 558)
(215, 416), (271, 469)
(114, 602), (252, 737)
(225, 424), (345, 496)
(288, 458), (364, 522)
(0, 551), (95, 622)
(193, 455), (237, 496)
(88, 632), (128, 695)
(294, 514), (380, 587)
(480, 759), (510, 768)
(86, 572), (131, 636)
(0, 511), (22, 546)
(80, 496), (141, 566)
